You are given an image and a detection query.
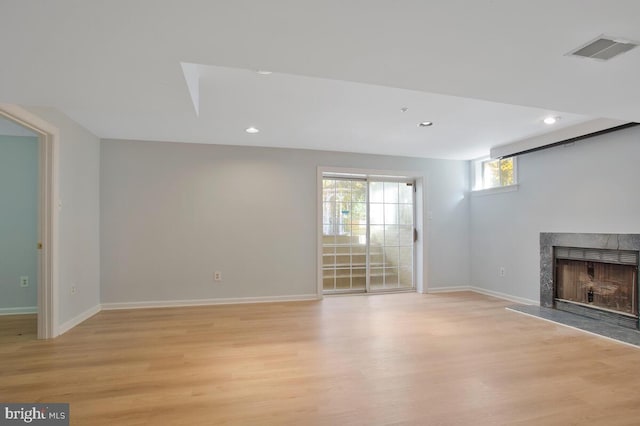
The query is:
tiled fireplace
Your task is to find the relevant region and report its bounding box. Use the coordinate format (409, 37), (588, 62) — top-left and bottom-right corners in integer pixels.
(540, 233), (640, 329)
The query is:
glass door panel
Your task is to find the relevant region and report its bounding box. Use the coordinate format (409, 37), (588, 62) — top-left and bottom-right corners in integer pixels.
(369, 180), (415, 292)
(397, 182), (415, 289)
(322, 178), (368, 293)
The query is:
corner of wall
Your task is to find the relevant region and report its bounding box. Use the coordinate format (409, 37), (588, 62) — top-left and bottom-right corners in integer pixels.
(25, 107), (102, 331)
(56, 304), (101, 336)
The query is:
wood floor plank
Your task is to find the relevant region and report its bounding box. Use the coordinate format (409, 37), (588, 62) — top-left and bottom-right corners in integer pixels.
(2, 292), (640, 425)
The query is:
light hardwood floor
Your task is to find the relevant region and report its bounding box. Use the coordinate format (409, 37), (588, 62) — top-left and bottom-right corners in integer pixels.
(2, 292), (640, 425)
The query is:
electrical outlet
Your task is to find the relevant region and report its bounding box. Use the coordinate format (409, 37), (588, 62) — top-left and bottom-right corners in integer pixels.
(214, 271), (222, 281)
(71, 285), (77, 294)
(499, 267), (506, 277)
(20, 276), (29, 287)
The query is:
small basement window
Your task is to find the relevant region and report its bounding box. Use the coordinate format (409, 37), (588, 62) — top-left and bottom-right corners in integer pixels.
(472, 157), (517, 192)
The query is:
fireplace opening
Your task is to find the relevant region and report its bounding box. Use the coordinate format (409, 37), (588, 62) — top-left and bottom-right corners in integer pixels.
(554, 246), (639, 328)
(556, 259), (637, 316)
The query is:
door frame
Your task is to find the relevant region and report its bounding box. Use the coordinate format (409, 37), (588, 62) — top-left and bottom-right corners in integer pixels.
(0, 105), (58, 339)
(317, 166), (427, 297)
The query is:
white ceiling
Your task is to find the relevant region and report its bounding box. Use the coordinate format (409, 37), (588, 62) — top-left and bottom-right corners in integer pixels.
(1, 1), (638, 159)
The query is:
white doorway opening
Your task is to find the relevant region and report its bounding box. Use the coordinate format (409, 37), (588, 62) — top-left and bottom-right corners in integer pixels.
(0, 105), (58, 339)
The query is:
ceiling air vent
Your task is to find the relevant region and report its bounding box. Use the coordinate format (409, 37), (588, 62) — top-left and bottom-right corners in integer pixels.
(568, 35), (638, 61)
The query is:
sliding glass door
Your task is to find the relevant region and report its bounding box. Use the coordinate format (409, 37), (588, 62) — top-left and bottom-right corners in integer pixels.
(322, 176), (415, 294)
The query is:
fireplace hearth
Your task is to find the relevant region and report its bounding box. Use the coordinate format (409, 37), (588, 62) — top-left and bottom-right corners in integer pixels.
(541, 233), (640, 330)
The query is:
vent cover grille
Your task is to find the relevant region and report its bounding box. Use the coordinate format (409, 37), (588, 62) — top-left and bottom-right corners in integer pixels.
(569, 36), (638, 60)
(555, 246), (638, 266)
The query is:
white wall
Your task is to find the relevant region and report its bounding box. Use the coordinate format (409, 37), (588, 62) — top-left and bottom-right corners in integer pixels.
(0, 135), (38, 311)
(470, 126), (640, 303)
(100, 139), (470, 304)
(25, 107), (101, 326)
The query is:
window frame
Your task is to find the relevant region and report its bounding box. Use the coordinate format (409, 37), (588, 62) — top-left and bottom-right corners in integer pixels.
(471, 156), (519, 195)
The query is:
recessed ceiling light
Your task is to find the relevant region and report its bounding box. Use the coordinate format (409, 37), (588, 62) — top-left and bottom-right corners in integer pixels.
(256, 70), (272, 75)
(245, 127), (260, 134)
(543, 116), (560, 125)
(418, 121), (433, 127)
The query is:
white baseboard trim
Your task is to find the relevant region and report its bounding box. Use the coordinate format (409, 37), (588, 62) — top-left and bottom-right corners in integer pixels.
(425, 286), (473, 294)
(425, 286), (539, 306)
(101, 294), (321, 310)
(56, 304), (101, 336)
(470, 286), (539, 306)
(0, 306), (37, 315)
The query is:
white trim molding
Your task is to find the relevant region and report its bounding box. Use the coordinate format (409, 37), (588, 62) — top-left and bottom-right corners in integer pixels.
(0, 104), (59, 339)
(57, 304), (101, 336)
(425, 286), (474, 294)
(471, 184), (519, 197)
(470, 286), (538, 305)
(101, 294), (321, 310)
(0, 307), (38, 315)
(426, 286), (539, 306)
